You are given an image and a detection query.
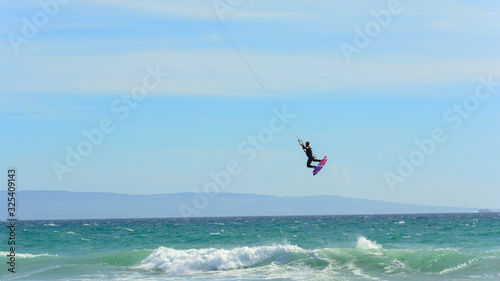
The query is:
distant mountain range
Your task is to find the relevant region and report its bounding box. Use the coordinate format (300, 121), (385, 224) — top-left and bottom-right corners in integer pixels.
(2, 190), (495, 220)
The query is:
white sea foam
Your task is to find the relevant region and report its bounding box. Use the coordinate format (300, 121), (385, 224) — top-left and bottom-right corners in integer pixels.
(347, 260), (380, 280)
(356, 237), (382, 250)
(140, 245), (305, 275)
(116, 227), (135, 232)
(439, 258), (479, 274)
(384, 259), (407, 274)
(0, 252), (54, 258)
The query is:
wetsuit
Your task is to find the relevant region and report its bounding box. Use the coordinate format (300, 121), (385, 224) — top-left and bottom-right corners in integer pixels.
(304, 145), (321, 168)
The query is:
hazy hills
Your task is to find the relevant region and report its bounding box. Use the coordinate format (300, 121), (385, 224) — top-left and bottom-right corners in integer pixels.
(2, 190), (491, 220)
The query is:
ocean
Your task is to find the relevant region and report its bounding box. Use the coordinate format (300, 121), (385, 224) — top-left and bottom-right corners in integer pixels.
(1, 213), (499, 280)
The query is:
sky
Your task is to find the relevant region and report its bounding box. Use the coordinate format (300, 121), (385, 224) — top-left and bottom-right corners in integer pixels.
(1, 0), (499, 210)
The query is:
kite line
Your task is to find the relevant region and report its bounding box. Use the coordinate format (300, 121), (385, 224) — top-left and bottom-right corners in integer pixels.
(202, 2), (302, 142)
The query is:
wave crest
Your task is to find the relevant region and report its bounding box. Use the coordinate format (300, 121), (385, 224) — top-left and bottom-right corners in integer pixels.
(140, 244), (306, 275)
(139, 239), (497, 277)
(356, 237), (382, 250)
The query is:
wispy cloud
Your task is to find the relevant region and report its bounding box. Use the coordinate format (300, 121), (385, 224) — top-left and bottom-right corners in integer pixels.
(2, 0), (499, 98)
(4, 47), (498, 98)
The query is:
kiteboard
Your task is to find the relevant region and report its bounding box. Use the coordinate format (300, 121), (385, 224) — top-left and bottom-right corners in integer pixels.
(313, 156), (327, 176)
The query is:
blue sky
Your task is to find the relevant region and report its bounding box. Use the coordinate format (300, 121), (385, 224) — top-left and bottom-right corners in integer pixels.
(1, 0), (499, 209)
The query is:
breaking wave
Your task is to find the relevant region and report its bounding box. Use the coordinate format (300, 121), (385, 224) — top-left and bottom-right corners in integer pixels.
(139, 237), (498, 278)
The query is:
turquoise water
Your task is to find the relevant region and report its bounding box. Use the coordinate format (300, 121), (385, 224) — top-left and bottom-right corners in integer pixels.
(1, 213), (499, 280)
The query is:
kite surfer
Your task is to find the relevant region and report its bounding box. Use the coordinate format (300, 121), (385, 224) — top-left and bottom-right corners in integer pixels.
(300, 141), (322, 168)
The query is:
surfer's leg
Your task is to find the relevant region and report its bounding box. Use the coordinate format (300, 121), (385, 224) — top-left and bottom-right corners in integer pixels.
(307, 158), (316, 168)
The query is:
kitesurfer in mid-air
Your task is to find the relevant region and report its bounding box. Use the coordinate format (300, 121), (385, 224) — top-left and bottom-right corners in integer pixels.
(300, 141), (321, 168)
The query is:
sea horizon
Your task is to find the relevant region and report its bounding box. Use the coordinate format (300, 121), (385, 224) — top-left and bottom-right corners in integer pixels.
(4, 190), (496, 221)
